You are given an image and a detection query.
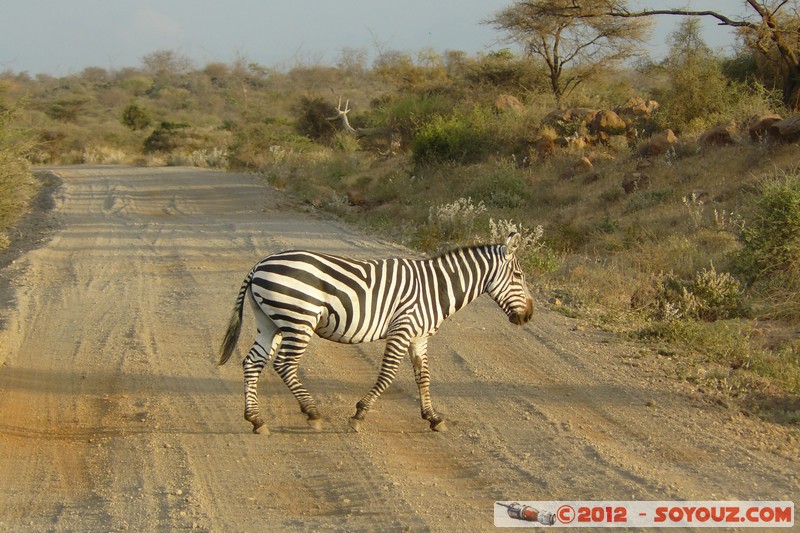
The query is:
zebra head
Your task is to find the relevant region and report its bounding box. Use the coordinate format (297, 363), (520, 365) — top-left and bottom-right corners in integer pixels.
(486, 231), (534, 326)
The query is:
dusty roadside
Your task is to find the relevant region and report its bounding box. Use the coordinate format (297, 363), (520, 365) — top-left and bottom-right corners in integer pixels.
(0, 166), (796, 531)
(0, 170), (62, 337)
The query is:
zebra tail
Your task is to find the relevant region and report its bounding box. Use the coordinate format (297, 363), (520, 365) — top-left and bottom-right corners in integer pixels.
(218, 269), (255, 365)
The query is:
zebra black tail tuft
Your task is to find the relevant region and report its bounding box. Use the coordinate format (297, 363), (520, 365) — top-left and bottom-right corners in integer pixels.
(218, 307), (242, 365)
(218, 270), (254, 365)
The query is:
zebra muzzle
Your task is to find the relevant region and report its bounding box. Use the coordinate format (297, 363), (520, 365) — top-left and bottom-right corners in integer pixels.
(509, 299), (533, 325)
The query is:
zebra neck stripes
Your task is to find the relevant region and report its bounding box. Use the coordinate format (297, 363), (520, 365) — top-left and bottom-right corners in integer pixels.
(409, 245), (502, 326)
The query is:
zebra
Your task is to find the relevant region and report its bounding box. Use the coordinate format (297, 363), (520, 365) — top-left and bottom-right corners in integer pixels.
(218, 231), (533, 434)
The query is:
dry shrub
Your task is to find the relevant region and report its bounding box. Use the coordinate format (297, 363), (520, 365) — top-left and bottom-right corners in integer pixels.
(648, 265), (744, 321)
(427, 197), (486, 243)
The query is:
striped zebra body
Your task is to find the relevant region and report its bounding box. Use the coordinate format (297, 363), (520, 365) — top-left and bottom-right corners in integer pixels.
(219, 232), (533, 434)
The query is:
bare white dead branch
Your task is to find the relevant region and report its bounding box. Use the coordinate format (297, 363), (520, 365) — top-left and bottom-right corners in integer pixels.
(327, 94), (400, 155)
(326, 97), (359, 135)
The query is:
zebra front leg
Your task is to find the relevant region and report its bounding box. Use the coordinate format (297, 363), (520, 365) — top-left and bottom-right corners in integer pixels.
(272, 333), (323, 431)
(410, 337), (447, 432)
(349, 331), (410, 432)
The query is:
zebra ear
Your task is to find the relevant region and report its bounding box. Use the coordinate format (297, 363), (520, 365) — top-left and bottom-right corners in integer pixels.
(505, 231), (521, 257)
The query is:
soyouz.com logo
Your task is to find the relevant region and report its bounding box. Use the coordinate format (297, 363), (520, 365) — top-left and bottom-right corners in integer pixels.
(494, 501), (794, 528)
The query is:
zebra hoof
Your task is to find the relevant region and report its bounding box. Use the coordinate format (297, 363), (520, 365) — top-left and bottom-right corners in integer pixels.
(348, 417), (363, 433)
(430, 419), (448, 432)
(251, 419), (269, 435)
(306, 417), (323, 431)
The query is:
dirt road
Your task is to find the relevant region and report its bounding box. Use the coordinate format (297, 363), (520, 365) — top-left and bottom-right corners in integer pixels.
(0, 166), (796, 531)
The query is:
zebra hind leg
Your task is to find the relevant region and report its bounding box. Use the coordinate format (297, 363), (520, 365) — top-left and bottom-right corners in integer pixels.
(242, 330), (281, 434)
(410, 339), (447, 432)
(272, 334), (323, 431)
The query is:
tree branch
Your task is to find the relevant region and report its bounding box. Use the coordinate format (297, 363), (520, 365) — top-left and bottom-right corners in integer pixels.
(326, 97), (358, 135)
(770, 0), (791, 18)
(608, 8), (757, 29)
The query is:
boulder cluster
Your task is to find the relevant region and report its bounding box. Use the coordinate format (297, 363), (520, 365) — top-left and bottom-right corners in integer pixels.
(533, 97), (660, 154)
(514, 95), (800, 189)
(525, 96), (800, 161)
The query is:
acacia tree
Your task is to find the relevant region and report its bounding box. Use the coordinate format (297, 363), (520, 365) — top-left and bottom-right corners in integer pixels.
(489, 0), (651, 106)
(604, 0), (800, 109)
(141, 50), (194, 93)
(656, 18), (736, 132)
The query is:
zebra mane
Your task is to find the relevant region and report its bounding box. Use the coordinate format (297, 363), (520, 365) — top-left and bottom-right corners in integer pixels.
(431, 242), (504, 260)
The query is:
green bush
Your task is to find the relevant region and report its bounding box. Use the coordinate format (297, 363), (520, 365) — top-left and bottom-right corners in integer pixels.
(121, 101), (152, 130)
(690, 265), (745, 321)
(143, 121), (189, 153)
(735, 170), (800, 319)
(412, 106), (497, 165)
(293, 95), (337, 142)
(737, 170), (800, 282)
(372, 92), (455, 143)
(648, 17), (773, 134)
(652, 57), (732, 133)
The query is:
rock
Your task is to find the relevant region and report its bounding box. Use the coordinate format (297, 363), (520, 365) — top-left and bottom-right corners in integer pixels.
(622, 172), (650, 194)
(562, 134), (591, 150)
(495, 94), (524, 115)
(616, 96), (648, 117)
(576, 156), (594, 172)
(345, 190), (367, 207)
(616, 96), (659, 118)
(560, 156), (594, 180)
(768, 114), (800, 141)
(544, 108), (570, 124)
(544, 107), (598, 126)
(641, 129), (677, 156)
(698, 123), (737, 146)
(573, 108), (600, 124)
(590, 110), (627, 136)
(531, 135), (555, 158)
(586, 150), (613, 164)
(607, 134), (629, 151)
(748, 113), (782, 141)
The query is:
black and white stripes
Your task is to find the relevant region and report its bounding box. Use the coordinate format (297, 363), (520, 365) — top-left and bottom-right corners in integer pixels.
(219, 232), (533, 434)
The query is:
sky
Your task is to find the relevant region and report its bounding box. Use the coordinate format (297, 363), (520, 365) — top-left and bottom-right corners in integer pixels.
(0, 1), (744, 76)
